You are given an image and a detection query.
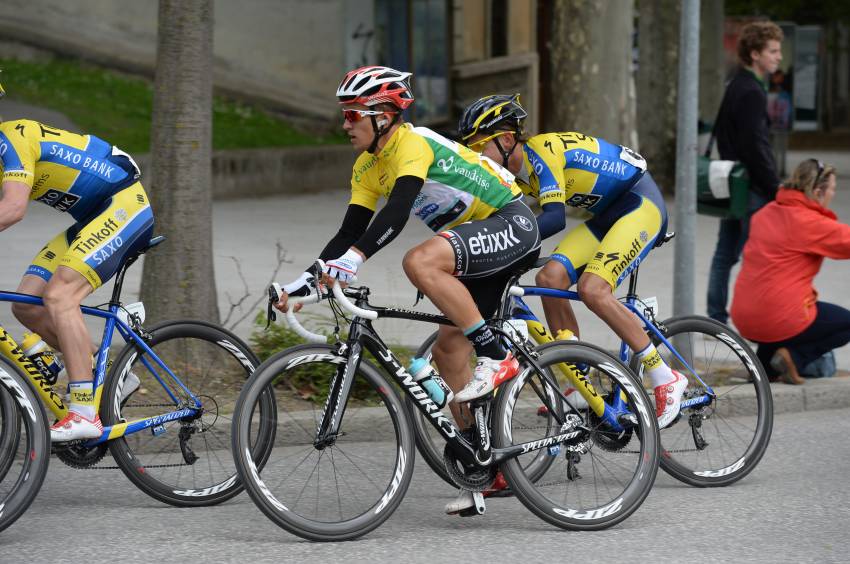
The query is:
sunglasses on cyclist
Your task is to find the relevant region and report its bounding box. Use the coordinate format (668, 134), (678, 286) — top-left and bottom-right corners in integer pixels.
(467, 131), (512, 152)
(342, 108), (396, 123)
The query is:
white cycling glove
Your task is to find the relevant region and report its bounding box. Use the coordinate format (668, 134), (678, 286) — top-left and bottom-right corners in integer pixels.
(282, 271), (316, 297)
(323, 249), (364, 284)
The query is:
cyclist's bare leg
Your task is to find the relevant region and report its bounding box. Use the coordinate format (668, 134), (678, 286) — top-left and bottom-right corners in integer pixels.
(402, 237), (484, 329)
(535, 261), (580, 338)
(431, 325), (473, 428)
(13, 273), (98, 358)
(41, 266), (97, 384)
(577, 272), (649, 352)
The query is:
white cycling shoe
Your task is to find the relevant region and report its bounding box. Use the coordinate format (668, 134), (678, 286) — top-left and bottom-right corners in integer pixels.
(50, 412), (103, 442)
(654, 370), (688, 429)
(454, 354), (519, 403)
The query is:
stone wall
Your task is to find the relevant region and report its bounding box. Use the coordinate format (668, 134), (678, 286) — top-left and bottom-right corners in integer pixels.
(134, 145), (356, 199)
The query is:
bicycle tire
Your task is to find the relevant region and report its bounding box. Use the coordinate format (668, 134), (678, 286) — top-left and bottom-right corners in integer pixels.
(493, 340), (659, 531)
(232, 344), (414, 541)
(632, 315), (773, 487)
(0, 384), (21, 484)
(0, 356), (50, 533)
(407, 330), (559, 488)
(102, 319), (276, 507)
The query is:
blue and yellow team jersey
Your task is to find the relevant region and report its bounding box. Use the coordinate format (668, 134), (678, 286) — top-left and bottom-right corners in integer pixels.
(0, 119), (139, 221)
(350, 123), (521, 231)
(519, 132), (647, 215)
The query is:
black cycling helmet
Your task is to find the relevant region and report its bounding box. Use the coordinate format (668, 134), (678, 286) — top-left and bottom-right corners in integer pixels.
(458, 93), (527, 143)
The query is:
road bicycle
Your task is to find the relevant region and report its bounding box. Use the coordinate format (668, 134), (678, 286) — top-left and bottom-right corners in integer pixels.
(411, 233), (773, 488)
(0, 235), (275, 507)
(230, 267), (659, 541)
(0, 354), (50, 532)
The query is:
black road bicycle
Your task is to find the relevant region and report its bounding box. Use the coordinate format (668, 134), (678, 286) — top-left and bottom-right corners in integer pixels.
(231, 270), (659, 541)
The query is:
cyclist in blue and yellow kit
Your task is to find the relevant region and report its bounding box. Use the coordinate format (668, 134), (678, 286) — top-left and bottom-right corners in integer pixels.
(0, 82), (154, 441)
(459, 94), (687, 428)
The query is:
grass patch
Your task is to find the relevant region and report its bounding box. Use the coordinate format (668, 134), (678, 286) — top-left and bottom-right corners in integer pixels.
(250, 312), (416, 405)
(1, 57), (346, 153)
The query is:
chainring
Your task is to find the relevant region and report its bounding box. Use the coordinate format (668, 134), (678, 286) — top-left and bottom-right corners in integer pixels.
(588, 394), (634, 452)
(55, 442), (109, 469)
(443, 443), (496, 491)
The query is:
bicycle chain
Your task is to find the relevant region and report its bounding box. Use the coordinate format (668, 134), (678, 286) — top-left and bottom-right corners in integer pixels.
(62, 403), (203, 470)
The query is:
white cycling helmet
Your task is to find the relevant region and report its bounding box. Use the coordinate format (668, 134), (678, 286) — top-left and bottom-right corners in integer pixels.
(336, 66), (414, 110)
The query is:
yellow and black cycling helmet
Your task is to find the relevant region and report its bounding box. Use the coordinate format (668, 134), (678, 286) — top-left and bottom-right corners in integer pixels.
(458, 93), (527, 144)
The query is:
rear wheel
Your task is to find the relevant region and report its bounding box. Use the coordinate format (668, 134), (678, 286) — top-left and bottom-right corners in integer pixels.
(632, 315), (773, 487)
(0, 356), (50, 533)
(494, 341), (659, 530)
(102, 320), (275, 507)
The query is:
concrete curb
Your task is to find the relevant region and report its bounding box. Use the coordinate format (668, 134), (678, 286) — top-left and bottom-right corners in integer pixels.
(769, 375), (850, 414)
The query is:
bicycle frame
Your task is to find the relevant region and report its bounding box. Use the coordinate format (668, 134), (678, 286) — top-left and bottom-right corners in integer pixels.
(505, 271), (716, 423)
(0, 273), (202, 448)
(312, 289), (584, 468)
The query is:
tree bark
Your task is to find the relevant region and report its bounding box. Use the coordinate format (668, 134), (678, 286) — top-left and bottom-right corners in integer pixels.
(636, 0), (680, 195)
(546, 0), (636, 145)
(140, 0), (219, 324)
(699, 0), (725, 124)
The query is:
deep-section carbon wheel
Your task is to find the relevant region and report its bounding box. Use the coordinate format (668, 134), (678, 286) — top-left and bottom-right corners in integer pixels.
(494, 341), (659, 531)
(633, 315), (773, 487)
(0, 356), (50, 533)
(232, 344), (414, 541)
(102, 319), (274, 507)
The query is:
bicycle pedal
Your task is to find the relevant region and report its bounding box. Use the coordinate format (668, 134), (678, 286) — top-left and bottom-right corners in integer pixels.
(457, 492), (487, 516)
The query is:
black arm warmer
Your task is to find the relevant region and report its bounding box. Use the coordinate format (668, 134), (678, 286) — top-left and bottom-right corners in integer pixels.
(352, 175), (424, 258)
(313, 204), (374, 269)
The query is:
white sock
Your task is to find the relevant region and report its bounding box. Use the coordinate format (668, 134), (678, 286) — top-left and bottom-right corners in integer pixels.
(68, 380), (97, 420)
(635, 344), (675, 388)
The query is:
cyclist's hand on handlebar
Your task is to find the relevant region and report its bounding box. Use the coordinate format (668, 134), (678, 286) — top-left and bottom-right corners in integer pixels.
(274, 271), (317, 312)
(323, 248), (363, 285)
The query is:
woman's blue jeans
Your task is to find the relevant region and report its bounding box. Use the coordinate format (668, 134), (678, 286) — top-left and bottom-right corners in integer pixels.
(706, 191), (769, 324)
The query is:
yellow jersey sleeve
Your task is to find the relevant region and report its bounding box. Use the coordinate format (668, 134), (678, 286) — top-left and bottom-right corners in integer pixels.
(0, 120), (39, 186)
(349, 152), (382, 211)
(393, 132), (434, 180)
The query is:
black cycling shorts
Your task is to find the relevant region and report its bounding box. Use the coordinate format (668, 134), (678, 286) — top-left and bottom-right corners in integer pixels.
(438, 199), (541, 318)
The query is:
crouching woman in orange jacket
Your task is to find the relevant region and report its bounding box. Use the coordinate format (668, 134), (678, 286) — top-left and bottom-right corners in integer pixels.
(731, 159), (850, 384)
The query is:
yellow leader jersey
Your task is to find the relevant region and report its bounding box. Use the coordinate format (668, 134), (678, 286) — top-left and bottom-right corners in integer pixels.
(349, 123), (521, 231)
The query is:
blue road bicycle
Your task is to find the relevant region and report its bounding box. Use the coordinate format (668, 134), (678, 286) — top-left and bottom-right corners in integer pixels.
(411, 233), (773, 488)
(0, 236), (275, 507)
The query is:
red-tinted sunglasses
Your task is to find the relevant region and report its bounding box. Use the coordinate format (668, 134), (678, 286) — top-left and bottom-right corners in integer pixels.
(342, 108), (396, 123)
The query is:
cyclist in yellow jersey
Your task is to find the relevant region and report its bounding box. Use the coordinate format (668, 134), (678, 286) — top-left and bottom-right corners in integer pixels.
(0, 82), (154, 441)
(459, 94), (686, 429)
(272, 67), (540, 514)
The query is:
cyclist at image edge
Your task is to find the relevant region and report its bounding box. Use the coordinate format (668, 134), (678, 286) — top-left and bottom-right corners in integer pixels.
(0, 80), (154, 441)
(458, 94), (686, 428)
(272, 67), (540, 512)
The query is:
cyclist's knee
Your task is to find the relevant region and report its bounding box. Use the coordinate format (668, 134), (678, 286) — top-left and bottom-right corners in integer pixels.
(403, 240), (452, 283)
(536, 262), (569, 289)
(577, 275), (613, 310)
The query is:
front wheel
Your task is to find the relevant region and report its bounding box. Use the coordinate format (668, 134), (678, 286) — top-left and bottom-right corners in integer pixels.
(493, 341), (659, 531)
(633, 315), (773, 487)
(232, 344), (414, 541)
(102, 320), (275, 507)
(0, 356), (50, 533)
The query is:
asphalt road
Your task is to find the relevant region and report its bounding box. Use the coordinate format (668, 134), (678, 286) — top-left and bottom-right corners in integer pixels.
(1, 408), (849, 563)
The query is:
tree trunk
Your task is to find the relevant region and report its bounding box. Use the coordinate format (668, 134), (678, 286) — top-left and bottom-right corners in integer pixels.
(636, 0), (680, 195)
(546, 0), (636, 144)
(141, 0), (219, 324)
(699, 0), (725, 125)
